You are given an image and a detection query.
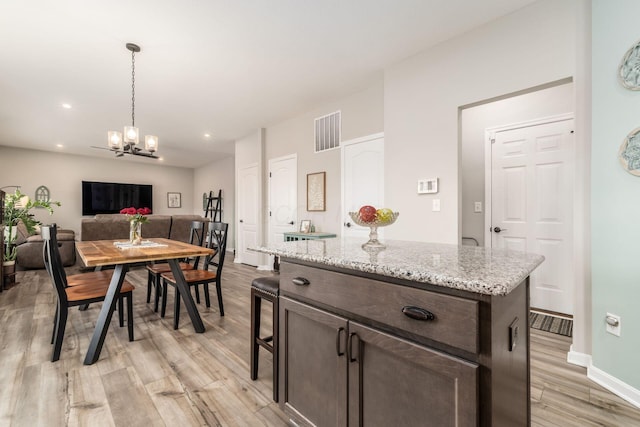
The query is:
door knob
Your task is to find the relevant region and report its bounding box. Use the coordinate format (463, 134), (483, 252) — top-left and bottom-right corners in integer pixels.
(493, 226), (506, 233)
(345, 222), (352, 228)
(239, 219), (244, 223)
(288, 221), (294, 225)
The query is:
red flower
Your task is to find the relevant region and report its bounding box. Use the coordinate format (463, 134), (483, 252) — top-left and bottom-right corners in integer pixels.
(120, 206), (152, 216)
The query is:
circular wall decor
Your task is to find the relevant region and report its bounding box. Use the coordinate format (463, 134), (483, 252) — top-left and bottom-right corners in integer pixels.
(619, 40), (640, 90)
(618, 127), (640, 175)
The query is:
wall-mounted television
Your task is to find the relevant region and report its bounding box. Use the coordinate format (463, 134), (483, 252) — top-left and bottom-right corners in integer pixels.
(82, 181), (153, 216)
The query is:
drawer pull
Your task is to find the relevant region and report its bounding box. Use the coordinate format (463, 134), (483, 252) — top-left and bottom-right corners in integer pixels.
(292, 277), (310, 286)
(336, 327), (345, 356)
(402, 306), (435, 321)
(348, 332), (359, 363)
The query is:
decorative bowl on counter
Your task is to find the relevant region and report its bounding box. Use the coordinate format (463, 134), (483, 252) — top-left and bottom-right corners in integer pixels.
(348, 211), (399, 249)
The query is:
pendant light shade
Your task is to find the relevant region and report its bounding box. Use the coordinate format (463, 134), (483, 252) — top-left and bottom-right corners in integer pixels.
(145, 135), (158, 152)
(124, 126), (139, 145)
(108, 131), (123, 150)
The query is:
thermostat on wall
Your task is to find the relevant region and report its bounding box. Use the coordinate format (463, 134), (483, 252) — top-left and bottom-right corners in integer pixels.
(418, 178), (438, 194)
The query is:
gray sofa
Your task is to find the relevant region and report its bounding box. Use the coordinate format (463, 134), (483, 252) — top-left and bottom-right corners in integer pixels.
(15, 222), (76, 269)
(80, 214), (207, 243)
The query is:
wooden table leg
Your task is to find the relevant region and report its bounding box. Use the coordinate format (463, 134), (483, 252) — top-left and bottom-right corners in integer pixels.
(83, 264), (127, 365)
(168, 259), (205, 333)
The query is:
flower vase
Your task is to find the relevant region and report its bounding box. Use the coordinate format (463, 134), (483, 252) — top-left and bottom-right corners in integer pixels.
(130, 222), (142, 245)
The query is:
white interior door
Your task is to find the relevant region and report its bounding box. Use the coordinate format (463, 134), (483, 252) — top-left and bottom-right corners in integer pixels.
(342, 134), (384, 239)
(269, 155), (297, 244)
(237, 163), (260, 266)
(489, 117), (574, 314)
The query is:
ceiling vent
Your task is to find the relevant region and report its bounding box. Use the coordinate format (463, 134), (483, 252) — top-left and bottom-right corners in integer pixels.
(314, 111), (341, 152)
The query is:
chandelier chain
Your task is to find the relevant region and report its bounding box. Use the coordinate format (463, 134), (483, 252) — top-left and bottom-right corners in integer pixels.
(131, 48), (135, 127)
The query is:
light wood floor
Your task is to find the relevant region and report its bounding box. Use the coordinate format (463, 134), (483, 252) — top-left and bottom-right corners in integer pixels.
(1, 258), (639, 427)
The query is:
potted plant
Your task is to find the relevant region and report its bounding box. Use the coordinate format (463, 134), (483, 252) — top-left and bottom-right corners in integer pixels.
(3, 189), (60, 272)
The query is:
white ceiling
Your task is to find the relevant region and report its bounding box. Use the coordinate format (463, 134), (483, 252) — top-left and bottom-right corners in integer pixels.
(0, 0), (535, 168)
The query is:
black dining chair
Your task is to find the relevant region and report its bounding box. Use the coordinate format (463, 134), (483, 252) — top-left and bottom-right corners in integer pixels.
(161, 222), (229, 329)
(42, 224), (135, 362)
(145, 220), (206, 312)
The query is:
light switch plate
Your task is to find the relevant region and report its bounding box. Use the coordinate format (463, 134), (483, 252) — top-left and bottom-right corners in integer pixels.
(474, 202), (482, 213)
(432, 199), (441, 211)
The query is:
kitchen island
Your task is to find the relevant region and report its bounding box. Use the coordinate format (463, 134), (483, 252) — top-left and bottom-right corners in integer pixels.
(254, 238), (544, 427)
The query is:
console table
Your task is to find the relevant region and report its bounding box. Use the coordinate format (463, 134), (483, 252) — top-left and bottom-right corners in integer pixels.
(283, 232), (336, 241)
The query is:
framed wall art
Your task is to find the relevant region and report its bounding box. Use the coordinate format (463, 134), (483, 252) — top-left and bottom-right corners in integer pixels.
(167, 192), (182, 208)
(307, 172), (326, 211)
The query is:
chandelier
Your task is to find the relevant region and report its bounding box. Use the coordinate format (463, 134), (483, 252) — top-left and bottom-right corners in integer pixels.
(107, 43), (158, 158)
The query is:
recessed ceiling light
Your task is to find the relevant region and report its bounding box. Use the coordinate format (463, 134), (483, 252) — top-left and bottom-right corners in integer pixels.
(61, 103), (72, 109)
(204, 133), (211, 138)
(56, 144), (63, 148)
(158, 157), (164, 161)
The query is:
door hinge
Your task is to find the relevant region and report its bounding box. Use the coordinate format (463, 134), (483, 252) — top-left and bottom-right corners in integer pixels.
(269, 172), (272, 177)
(269, 211), (272, 216)
(491, 138), (496, 144)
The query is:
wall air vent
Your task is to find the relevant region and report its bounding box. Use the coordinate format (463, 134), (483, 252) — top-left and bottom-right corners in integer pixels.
(314, 110), (341, 152)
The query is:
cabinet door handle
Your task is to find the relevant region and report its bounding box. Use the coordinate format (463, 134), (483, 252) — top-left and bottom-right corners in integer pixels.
(402, 306), (435, 321)
(336, 327), (345, 356)
(348, 332), (359, 363)
(291, 277), (310, 286)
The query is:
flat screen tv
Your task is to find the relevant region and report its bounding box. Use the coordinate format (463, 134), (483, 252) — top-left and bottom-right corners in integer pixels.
(82, 181), (153, 216)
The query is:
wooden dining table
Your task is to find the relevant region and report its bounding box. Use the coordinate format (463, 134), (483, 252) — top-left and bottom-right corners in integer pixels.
(75, 238), (214, 365)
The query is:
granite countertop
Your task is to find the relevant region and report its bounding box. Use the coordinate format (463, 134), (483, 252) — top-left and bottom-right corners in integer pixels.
(252, 238), (544, 296)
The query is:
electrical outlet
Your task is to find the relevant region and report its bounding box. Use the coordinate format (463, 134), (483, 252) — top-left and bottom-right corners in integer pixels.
(606, 313), (621, 337)
(432, 199), (441, 212)
(474, 202), (482, 213)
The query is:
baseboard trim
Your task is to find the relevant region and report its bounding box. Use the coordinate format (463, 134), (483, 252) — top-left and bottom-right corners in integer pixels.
(588, 364), (640, 409)
(256, 264), (272, 271)
(567, 347), (591, 368)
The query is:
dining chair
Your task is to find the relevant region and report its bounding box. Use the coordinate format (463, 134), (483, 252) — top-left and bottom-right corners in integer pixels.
(145, 220), (206, 312)
(161, 222), (229, 329)
(42, 224), (135, 362)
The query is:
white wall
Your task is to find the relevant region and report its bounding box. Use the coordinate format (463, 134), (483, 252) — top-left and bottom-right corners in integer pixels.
(461, 82), (574, 246)
(194, 157), (235, 250)
(0, 146), (195, 239)
(264, 81), (384, 235)
(384, 0), (577, 244)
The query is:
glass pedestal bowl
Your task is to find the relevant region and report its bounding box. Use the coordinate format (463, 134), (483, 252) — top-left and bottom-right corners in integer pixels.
(348, 211), (399, 249)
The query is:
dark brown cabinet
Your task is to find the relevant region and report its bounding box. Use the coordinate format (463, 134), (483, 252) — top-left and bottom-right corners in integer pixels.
(279, 260), (530, 427)
(280, 297), (348, 426)
(347, 321), (477, 427)
(280, 297), (478, 427)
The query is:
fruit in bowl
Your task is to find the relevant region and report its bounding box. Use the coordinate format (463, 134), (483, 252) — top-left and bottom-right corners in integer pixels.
(376, 208), (393, 224)
(358, 205), (377, 223)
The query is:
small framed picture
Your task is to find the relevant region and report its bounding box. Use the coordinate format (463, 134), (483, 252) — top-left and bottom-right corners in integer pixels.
(300, 220), (311, 233)
(167, 192), (182, 208)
